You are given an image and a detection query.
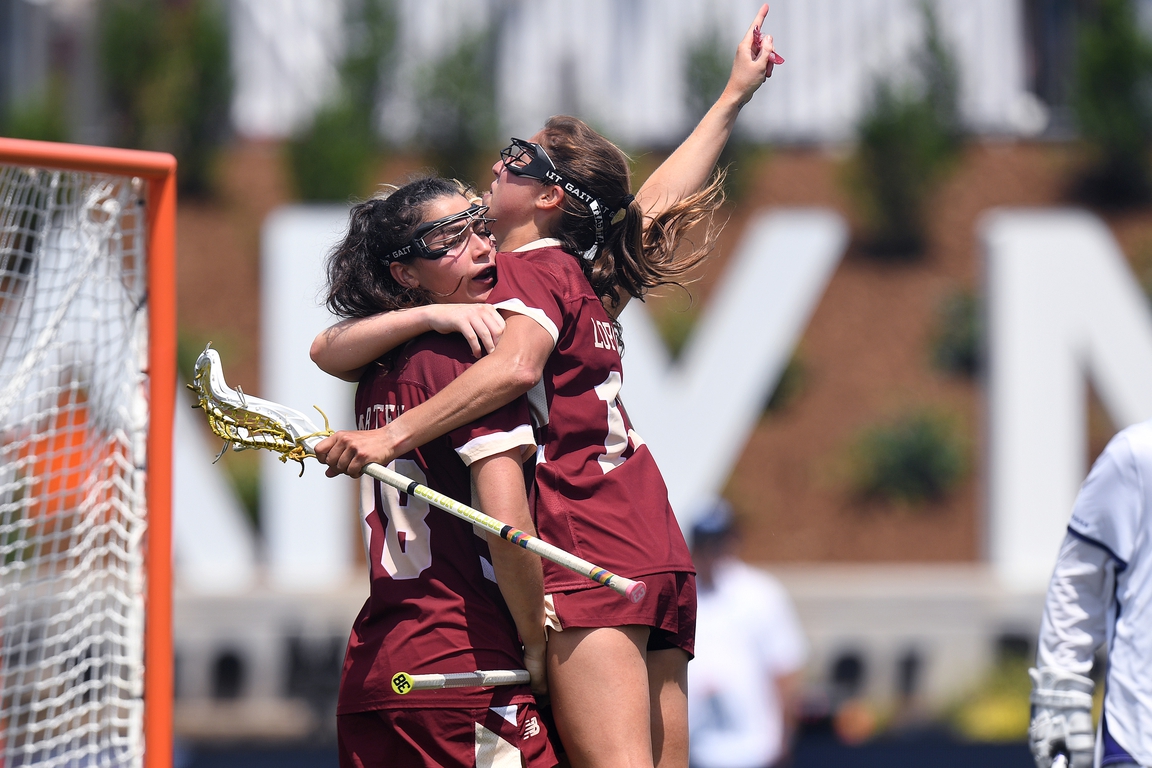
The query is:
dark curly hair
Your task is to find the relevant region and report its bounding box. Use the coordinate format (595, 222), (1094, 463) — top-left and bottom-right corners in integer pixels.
(324, 176), (475, 318)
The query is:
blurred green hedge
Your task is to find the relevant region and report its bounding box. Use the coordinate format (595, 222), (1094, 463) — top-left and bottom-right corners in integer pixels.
(287, 0), (396, 202)
(1071, 0), (1152, 207)
(851, 408), (967, 504)
(100, 0), (232, 197)
(846, 2), (962, 258)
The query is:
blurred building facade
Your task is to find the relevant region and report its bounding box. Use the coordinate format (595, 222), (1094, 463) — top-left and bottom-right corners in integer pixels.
(5, 0), (1133, 145)
(229, 0), (1045, 144)
(0, 0), (106, 143)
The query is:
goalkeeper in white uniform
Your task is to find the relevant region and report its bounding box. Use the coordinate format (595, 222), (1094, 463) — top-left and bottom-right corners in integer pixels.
(1031, 419), (1152, 768)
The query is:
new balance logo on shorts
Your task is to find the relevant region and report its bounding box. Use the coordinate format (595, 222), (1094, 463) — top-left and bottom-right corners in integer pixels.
(522, 716), (540, 739)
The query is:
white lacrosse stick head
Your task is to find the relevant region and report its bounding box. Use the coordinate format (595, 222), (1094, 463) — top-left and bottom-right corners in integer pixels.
(189, 345), (332, 469)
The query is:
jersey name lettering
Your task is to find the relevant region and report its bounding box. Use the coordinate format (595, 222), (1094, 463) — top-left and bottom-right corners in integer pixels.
(592, 319), (619, 352)
(359, 402), (405, 430)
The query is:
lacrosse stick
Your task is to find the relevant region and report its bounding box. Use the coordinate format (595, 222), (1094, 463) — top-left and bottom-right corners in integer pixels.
(390, 669), (529, 695)
(189, 345), (647, 603)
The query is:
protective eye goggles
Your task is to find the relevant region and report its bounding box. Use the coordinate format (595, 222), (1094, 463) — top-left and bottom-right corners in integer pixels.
(385, 204), (495, 263)
(499, 138), (614, 246)
(499, 138), (564, 183)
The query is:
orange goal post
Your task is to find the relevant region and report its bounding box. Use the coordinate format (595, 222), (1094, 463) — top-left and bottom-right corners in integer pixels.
(0, 138), (175, 768)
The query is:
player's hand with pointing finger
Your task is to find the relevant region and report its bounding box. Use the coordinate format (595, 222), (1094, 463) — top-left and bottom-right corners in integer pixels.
(726, 4), (785, 109)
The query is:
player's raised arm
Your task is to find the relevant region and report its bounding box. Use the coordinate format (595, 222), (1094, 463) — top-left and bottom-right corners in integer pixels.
(635, 4), (779, 223)
(311, 304), (506, 381)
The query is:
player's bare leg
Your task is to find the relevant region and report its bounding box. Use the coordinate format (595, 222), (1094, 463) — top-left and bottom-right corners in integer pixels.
(647, 647), (690, 768)
(547, 625), (655, 768)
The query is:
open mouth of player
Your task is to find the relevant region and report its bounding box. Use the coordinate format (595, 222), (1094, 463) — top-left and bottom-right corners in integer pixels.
(473, 266), (497, 288)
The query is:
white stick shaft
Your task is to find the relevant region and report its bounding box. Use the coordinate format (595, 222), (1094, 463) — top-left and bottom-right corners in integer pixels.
(407, 669), (530, 691)
(362, 462), (646, 603)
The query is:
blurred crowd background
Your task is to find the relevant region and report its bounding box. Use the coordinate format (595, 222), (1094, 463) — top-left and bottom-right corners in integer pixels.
(7, 0), (1152, 764)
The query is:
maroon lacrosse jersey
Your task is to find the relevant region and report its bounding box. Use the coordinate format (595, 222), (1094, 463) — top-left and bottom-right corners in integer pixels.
(337, 332), (537, 715)
(487, 244), (694, 593)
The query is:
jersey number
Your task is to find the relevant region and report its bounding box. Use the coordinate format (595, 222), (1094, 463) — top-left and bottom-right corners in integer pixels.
(594, 371), (634, 474)
(374, 459), (433, 579)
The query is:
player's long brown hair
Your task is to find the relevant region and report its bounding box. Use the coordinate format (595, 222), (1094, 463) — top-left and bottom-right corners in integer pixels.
(536, 115), (725, 315)
(325, 176), (474, 318)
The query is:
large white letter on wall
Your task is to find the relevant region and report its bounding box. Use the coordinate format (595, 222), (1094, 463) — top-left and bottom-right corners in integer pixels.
(619, 209), (847, 530)
(173, 385), (258, 594)
(984, 209), (1152, 591)
(262, 206), (357, 591)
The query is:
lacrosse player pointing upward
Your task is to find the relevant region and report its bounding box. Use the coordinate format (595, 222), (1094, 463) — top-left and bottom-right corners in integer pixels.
(1031, 419), (1152, 768)
(315, 9), (778, 767)
(310, 4), (779, 384)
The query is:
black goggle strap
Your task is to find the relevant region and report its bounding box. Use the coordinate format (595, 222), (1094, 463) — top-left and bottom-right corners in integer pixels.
(508, 138), (616, 246)
(588, 198), (605, 246)
(541, 168), (612, 247)
(385, 243), (415, 263)
(507, 139), (639, 257)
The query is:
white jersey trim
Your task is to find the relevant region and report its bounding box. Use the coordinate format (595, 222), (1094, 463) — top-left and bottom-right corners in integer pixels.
(456, 423), (536, 466)
(493, 298), (559, 346)
(512, 238), (561, 252)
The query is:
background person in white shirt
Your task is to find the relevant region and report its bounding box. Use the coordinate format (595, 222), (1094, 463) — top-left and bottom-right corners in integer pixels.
(1031, 419), (1152, 768)
(688, 500), (807, 768)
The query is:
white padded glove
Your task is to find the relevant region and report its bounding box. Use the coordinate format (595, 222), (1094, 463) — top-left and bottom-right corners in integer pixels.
(1029, 666), (1095, 768)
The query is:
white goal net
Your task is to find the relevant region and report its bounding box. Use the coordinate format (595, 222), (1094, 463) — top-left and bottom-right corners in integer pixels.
(0, 163), (152, 767)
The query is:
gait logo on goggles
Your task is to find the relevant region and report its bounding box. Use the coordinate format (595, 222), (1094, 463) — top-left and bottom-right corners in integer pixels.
(564, 183), (597, 207)
(544, 169), (596, 206)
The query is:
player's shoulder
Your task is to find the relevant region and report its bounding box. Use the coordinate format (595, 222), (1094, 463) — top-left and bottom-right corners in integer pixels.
(1115, 418), (1152, 447)
(1102, 419), (1152, 469)
(496, 247), (591, 300)
(499, 243), (571, 268)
